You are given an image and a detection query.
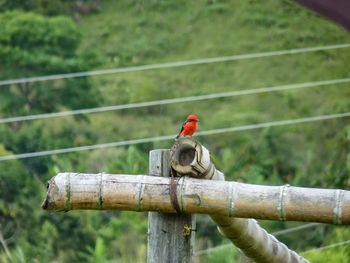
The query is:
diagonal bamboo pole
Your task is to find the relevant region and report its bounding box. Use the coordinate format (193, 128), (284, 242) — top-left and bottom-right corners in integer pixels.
(170, 138), (310, 263)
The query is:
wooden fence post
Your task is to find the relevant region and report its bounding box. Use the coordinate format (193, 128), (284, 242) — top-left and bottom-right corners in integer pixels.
(147, 149), (196, 263)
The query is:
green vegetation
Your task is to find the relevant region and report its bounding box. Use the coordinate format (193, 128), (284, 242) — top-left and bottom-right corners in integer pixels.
(0, 0), (349, 262)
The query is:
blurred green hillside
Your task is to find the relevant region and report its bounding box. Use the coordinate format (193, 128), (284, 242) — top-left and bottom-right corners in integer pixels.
(0, 0), (349, 262)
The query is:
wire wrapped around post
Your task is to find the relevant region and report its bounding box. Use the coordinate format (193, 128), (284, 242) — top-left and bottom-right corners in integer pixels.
(170, 138), (309, 263)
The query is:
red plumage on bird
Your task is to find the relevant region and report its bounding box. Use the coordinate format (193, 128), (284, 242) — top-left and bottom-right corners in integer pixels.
(175, 114), (199, 139)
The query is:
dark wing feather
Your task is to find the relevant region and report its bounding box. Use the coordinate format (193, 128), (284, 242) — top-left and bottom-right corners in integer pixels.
(175, 121), (187, 139)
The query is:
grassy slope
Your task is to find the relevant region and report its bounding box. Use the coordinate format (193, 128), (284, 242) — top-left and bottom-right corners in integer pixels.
(74, 0), (350, 175)
(76, 0), (350, 141)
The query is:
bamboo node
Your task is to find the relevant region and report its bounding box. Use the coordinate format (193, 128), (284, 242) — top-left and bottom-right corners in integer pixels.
(333, 189), (345, 224)
(202, 161), (214, 179)
(65, 173), (72, 211)
(227, 182), (235, 217)
(98, 173), (104, 210)
(178, 176), (186, 213)
(277, 184), (290, 221)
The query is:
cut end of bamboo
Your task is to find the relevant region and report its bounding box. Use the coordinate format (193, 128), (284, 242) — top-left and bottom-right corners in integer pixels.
(170, 138), (198, 176)
(42, 177), (59, 210)
(170, 138), (224, 180)
(41, 173), (69, 211)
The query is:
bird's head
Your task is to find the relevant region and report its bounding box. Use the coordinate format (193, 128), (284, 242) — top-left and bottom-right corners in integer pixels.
(187, 114), (198, 122)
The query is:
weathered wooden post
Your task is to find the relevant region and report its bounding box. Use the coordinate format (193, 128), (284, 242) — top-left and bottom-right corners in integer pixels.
(147, 149), (195, 263)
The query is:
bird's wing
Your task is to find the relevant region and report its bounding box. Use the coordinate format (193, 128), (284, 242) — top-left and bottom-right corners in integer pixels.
(175, 121), (187, 139)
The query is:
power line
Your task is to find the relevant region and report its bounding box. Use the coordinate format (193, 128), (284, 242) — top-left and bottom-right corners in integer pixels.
(196, 224), (350, 256)
(0, 112), (349, 161)
(195, 223), (320, 256)
(0, 43), (349, 87)
(302, 239), (350, 255)
(272, 223), (320, 236)
(1, 77), (349, 124)
(196, 112), (350, 136)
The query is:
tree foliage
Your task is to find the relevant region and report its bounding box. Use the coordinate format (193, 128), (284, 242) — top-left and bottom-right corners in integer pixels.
(0, 11), (100, 114)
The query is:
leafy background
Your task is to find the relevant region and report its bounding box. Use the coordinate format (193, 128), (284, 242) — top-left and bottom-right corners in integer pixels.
(0, 0), (349, 262)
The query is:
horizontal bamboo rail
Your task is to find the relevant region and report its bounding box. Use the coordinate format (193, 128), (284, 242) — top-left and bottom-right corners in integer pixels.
(42, 173), (350, 224)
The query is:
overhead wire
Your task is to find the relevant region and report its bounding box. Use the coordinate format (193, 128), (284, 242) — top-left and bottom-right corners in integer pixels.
(1, 77), (349, 124)
(271, 222), (320, 236)
(196, 225), (350, 256)
(195, 223), (321, 256)
(0, 43), (349, 87)
(302, 239), (350, 255)
(0, 111), (349, 161)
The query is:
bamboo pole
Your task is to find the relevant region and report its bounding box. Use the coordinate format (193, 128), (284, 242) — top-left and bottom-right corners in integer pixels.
(170, 138), (309, 263)
(42, 173), (350, 224)
(147, 149), (195, 263)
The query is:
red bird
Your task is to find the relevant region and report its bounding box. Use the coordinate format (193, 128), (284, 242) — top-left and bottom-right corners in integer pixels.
(176, 114), (199, 139)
